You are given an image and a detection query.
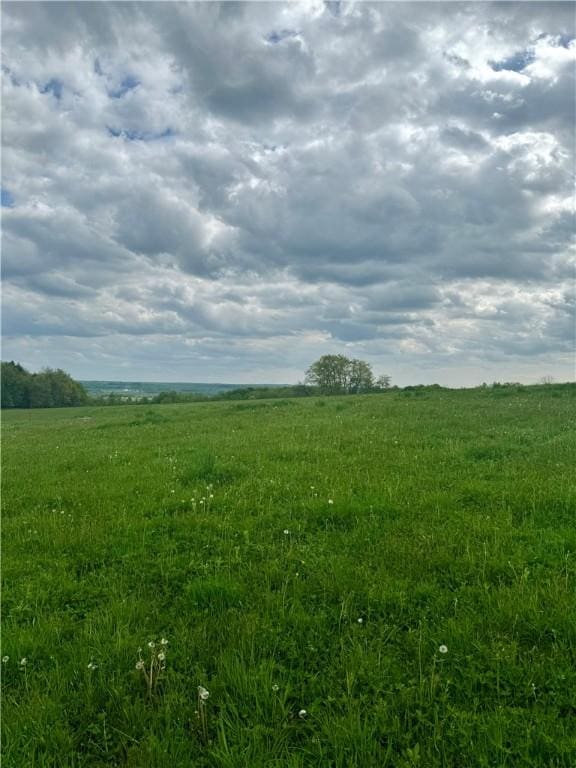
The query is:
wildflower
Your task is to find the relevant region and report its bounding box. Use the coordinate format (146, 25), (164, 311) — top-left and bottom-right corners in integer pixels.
(160, 638), (168, 646)
(283, 529), (290, 535)
(148, 641), (155, 649)
(2, 656), (9, 663)
(328, 499), (334, 505)
(198, 685), (210, 701)
(209, 494), (214, 499)
(357, 617), (363, 624)
(298, 709), (307, 718)
(157, 651), (166, 661)
(19, 658), (27, 667)
(439, 645), (448, 654)
(87, 661), (98, 670)
(272, 684), (279, 692)
(136, 660), (145, 670)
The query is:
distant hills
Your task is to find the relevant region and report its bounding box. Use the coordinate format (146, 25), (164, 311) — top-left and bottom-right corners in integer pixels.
(80, 380), (282, 398)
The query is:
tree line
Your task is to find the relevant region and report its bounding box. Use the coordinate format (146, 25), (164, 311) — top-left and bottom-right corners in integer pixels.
(1, 361), (89, 408)
(1, 356), (390, 409)
(2, 358), (572, 409)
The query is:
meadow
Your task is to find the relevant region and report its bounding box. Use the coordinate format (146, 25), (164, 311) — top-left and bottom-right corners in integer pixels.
(2, 386), (575, 767)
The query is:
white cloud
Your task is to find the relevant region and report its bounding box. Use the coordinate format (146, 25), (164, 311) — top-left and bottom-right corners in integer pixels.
(1, 1), (574, 386)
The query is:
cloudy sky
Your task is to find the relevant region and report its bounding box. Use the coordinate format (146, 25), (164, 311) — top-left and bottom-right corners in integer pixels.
(1, 1), (574, 386)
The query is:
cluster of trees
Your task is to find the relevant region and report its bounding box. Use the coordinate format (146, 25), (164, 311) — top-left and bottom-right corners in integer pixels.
(304, 355), (390, 395)
(1, 362), (89, 408)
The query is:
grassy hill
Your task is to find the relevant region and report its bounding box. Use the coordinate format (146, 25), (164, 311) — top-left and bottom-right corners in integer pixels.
(2, 386), (575, 766)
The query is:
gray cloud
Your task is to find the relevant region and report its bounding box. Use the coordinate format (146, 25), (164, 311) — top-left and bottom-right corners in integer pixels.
(1, 2), (574, 385)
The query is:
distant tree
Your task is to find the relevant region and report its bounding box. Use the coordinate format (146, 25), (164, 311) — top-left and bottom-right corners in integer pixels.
(305, 354), (351, 394)
(374, 374), (391, 390)
(44, 368), (89, 406)
(348, 358), (374, 393)
(305, 355), (386, 394)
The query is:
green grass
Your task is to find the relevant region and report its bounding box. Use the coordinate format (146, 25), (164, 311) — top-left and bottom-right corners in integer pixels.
(2, 387), (575, 767)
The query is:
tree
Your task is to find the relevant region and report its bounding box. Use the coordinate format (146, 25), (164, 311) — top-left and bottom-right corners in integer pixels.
(348, 358), (374, 393)
(374, 374), (391, 390)
(305, 354), (351, 394)
(304, 355), (385, 395)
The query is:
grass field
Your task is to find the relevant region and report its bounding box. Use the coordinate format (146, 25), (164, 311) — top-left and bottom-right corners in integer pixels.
(2, 386), (575, 767)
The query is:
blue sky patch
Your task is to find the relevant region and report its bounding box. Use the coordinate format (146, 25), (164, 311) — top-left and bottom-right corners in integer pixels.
(107, 126), (175, 141)
(1, 188), (15, 207)
(491, 50), (535, 72)
(40, 78), (63, 99)
(265, 29), (298, 44)
(109, 75), (140, 98)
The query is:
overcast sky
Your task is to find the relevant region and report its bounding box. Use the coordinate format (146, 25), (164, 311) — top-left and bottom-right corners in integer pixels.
(1, 1), (574, 386)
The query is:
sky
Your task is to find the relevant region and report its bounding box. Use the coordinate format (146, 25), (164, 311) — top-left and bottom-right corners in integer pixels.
(1, 1), (575, 387)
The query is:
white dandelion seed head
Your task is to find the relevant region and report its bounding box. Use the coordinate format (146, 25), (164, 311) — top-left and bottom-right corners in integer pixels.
(2, 656), (9, 663)
(136, 660), (145, 670)
(19, 658), (27, 666)
(298, 709), (307, 718)
(357, 617), (363, 624)
(283, 529), (290, 535)
(272, 684), (279, 692)
(87, 661), (98, 670)
(160, 638), (168, 646)
(148, 641), (155, 649)
(439, 645), (448, 654)
(157, 651), (166, 661)
(198, 685), (210, 700)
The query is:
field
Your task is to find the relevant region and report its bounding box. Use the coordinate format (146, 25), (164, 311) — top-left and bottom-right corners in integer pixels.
(2, 386), (575, 767)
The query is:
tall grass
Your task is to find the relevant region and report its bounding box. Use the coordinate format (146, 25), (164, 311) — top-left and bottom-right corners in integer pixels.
(2, 386), (575, 766)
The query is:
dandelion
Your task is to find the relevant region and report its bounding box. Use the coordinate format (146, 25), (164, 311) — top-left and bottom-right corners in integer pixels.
(283, 529), (290, 535)
(157, 651), (166, 662)
(160, 638), (168, 646)
(298, 709), (307, 718)
(2, 656), (9, 663)
(439, 645), (448, 654)
(19, 658), (27, 667)
(357, 617), (363, 624)
(272, 684), (279, 692)
(148, 641), (155, 649)
(197, 685), (210, 743)
(136, 660), (145, 670)
(328, 498), (334, 505)
(87, 661), (98, 670)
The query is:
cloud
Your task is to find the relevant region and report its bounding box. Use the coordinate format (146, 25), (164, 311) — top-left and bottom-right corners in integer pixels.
(1, 1), (574, 385)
